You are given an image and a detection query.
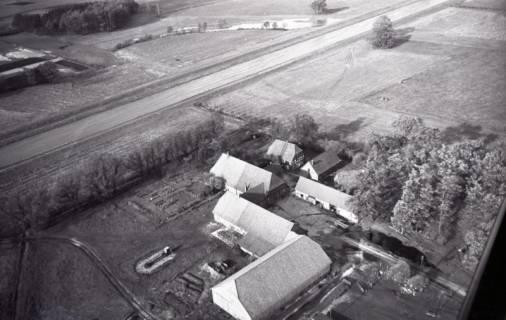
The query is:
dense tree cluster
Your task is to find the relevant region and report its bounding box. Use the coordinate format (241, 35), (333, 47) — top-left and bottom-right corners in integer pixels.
(370, 16), (395, 49)
(349, 117), (506, 270)
(11, 0), (138, 34)
(0, 115), (225, 237)
(269, 113), (319, 147)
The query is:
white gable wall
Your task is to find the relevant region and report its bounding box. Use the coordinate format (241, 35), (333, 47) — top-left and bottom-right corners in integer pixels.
(301, 162), (318, 180)
(212, 281), (251, 320)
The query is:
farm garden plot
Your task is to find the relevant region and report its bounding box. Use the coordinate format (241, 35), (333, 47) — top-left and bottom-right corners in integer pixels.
(134, 167), (217, 222)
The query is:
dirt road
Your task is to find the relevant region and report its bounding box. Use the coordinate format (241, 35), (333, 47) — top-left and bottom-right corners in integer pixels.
(0, 0), (451, 170)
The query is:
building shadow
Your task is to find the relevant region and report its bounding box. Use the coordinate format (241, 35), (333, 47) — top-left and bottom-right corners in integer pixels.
(442, 123), (499, 145)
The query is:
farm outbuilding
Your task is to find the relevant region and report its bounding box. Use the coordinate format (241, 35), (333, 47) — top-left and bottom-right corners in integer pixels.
(213, 192), (296, 256)
(211, 235), (331, 320)
(265, 139), (304, 169)
(210, 153), (289, 206)
(295, 176), (357, 223)
(301, 151), (343, 181)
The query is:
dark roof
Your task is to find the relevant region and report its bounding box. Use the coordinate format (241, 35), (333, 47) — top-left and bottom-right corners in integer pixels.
(305, 151), (342, 175)
(212, 235), (331, 319)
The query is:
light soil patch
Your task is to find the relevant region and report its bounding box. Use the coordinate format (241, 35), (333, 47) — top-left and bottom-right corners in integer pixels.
(209, 39), (447, 139)
(462, 0), (506, 10)
(117, 30), (294, 75)
(406, 7), (506, 41)
(362, 45), (506, 136)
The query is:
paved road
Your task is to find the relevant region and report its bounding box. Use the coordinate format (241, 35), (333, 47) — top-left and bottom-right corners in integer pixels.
(1, 236), (160, 320)
(0, 0), (451, 170)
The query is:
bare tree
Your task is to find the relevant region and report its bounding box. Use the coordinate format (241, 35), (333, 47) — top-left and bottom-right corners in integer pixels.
(85, 154), (124, 200)
(55, 174), (82, 209)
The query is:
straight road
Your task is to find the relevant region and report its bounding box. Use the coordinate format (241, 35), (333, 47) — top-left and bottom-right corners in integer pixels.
(0, 0), (451, 170)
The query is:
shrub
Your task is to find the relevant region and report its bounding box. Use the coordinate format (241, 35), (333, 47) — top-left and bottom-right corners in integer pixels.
(218, 19), (228, 29)
(311, 0), (327, 14)
(371, 16), (395, 49)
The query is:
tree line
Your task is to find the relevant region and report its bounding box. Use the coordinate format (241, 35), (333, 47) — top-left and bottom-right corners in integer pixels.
(348, 117), (506, 271)
(0, 114), (225, 237)
(11, 0), (139, 35)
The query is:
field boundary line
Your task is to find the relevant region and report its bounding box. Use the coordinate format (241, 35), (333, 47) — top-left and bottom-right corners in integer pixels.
(0, 0), (421, 148)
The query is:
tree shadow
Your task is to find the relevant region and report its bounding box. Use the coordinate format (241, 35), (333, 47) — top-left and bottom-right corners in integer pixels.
(442, 122), (499, 145)
(392, 26), (415, 47)
(325, 117), (367, 141)
(323, 6), (349, 14)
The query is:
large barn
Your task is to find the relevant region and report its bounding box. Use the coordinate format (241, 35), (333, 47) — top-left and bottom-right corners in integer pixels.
(211, 235), (331, 320)
(213, 192), (296, 256)
(295, 176), (357, 223)
(210, 153), (289, 205)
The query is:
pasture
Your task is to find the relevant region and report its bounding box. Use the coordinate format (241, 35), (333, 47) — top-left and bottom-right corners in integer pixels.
(208, 3), (506, 142)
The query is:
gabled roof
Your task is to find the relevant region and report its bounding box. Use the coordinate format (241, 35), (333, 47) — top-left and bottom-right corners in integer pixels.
(210, 153), (285, 194)
(212, 235), (331, 319)
(295, 176), (352, 211)
(303, 151), (342, 176)
(266, 139), (302, 163)
(213, 192), (294, 256)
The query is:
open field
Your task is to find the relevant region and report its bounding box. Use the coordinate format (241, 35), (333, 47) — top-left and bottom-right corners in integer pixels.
(0, 0), (413, 139)
(21, 241), (132, 320)
(0, 246), (20, 320)
(208, 4), (506, 141)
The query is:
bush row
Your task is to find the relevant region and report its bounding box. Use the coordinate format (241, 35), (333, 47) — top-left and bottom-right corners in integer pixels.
(0, 115), (225, 236)
(0, 61), (60, 93)
(11, 0), (139, 35)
